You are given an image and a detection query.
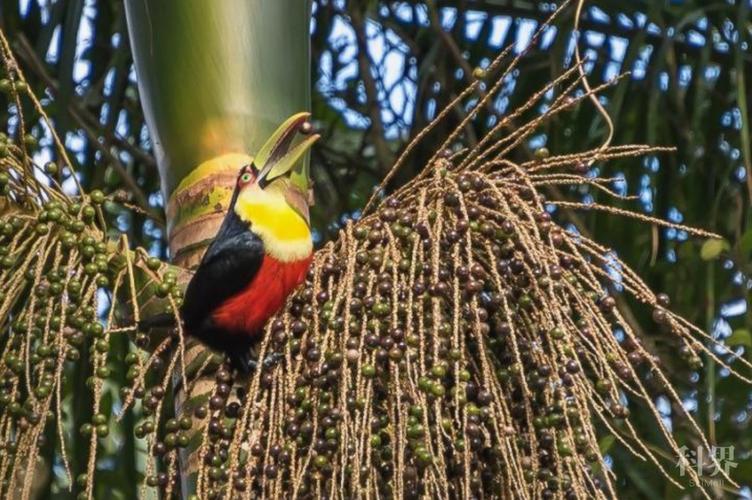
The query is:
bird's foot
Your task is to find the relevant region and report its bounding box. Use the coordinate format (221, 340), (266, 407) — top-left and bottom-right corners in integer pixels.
(229, 351), (284, 374)
(262, 351), (284, 369)
(228, 351), (254, 374)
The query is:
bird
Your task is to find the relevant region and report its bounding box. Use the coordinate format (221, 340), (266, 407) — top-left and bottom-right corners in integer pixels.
(144, 113), (318, 373)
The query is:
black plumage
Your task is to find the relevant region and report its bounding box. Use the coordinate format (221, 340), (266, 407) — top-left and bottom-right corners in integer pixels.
(179, 188), (265, 371)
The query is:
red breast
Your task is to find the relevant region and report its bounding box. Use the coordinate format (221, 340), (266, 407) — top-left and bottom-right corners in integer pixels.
(212, 254), (312, 335)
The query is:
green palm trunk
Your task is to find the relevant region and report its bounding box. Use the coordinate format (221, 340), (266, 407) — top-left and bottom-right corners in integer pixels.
(125, 0), (311, 267)
(124, 1), (312, 494)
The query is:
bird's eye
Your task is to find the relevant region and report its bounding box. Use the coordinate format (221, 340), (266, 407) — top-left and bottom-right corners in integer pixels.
(240, 172), (253, 184)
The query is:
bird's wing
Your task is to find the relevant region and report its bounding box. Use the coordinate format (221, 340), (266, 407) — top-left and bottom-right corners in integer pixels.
(181, 226), (264, 330)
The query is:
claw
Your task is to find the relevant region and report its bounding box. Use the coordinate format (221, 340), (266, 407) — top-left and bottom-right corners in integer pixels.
(228, 350), (283, 374)
(262, 352), (284, 369)
(228, 351), (254, 374)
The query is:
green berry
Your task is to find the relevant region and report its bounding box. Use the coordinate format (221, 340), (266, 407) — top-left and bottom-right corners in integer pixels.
(177, 432), (190, 447)
(430, 383), (445, 397)
(313, 454), (329, 468)
(535, 147), (550, 160)
(90, 190), (105, 205)
(361, 364), (376, 378)
(44, 162), (58, 175)
(81, 205), (96, 221)
(164, 433), (177, 448)
(155, 282), (171, 298)
(179, 416), (192, 430)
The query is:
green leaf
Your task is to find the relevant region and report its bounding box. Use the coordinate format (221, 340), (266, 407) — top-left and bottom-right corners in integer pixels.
(741, 229), (752, 255)
(727, 329), (752, 347)
(100, 389), (114, 417)
(598, 434), (616, 454)
(700, 238), (729, 260)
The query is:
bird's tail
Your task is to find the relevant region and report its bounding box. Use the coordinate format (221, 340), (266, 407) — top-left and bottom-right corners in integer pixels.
(138, 312), (178, 331)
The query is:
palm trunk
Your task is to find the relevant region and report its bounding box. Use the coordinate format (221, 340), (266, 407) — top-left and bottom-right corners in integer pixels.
(125, 0), (311, 267)
(124, 1), (311, 495)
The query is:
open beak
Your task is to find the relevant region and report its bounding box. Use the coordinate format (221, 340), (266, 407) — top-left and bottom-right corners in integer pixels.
(255, 112), (319, 189)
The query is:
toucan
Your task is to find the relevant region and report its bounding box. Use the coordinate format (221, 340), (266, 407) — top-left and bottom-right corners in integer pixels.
(146, 113), (318, 372)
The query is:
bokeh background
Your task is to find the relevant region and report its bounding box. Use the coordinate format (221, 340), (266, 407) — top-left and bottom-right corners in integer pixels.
(0, 0), (750, 497)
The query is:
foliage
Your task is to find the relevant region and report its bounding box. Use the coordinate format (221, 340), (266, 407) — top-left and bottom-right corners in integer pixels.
(0, 0), (751, 498)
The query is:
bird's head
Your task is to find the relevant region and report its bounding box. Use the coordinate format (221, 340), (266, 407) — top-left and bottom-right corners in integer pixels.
(232, 112), (319, 262)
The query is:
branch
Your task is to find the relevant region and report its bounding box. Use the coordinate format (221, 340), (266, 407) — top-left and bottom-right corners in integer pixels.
(348, 6), (396, 173)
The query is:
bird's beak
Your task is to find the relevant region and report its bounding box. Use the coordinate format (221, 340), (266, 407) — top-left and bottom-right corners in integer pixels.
(255, 112), (319, 190)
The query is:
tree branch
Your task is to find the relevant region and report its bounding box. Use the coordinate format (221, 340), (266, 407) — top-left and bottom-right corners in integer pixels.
(349, 6), (396, 173)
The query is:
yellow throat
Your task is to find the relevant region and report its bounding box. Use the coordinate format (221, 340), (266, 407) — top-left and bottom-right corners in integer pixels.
(234, 183), (312, 262)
